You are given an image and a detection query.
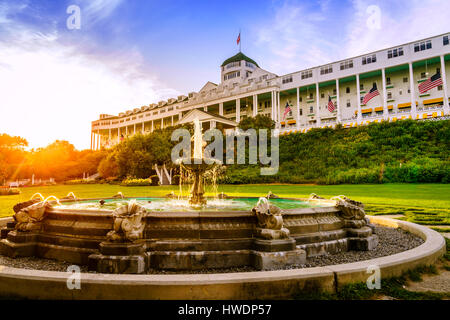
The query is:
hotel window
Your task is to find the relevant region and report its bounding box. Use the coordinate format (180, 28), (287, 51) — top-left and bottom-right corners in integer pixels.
(300, 109), (303, 116)
(360, 84), (364, 90)
(309, 106), (314, 114)
(346, 99), (351, 108)
(321, 93), (325, 98)
(444, 35), (449, 46)
(333, 88), (337, 95)
(245, 61), (256, 68)
(436, 67), (440, 74)
(387, 47), (404, 59)
(320, 65), (333, 75)
(346, 87), (350, 94)
(403, 77), (408, 83)
(340, 60), (353, 70)
(414, 40), (432, 52)
(226, 61), (240, 69)
(224, 71), (240, 81)
(362, 54), (376, 65)
(386, 77), (391, 85)
(301, 70), (313, 79)
(421, 72), (426, 79)
(438, 85), (443, 91)
(387, 92), (392, 99)
(399, 90), (403, 95)
(360, 97), (364, 104)
(300, 97), (302, 102)
(309, 93), (313, 99)
(282, 76), (293, 84)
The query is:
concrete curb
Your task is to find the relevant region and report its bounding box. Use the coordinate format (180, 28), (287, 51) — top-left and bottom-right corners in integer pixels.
(0, 216), (446, 299)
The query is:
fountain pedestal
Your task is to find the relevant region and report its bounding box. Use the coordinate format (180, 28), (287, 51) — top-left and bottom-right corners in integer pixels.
(88, 241), (147, 274)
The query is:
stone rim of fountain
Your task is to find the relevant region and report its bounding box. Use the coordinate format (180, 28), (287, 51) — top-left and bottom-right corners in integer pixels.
(0, 216), (445, 299)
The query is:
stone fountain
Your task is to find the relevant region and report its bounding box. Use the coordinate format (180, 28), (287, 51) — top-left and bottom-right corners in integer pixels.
(0, 119), (378, 274)
(180, 118), (219, 206)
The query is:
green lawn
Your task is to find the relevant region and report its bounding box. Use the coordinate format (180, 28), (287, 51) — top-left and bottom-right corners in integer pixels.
(0, 183), (449, 226)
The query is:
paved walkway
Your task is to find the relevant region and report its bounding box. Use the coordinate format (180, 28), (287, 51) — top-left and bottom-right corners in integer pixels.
(406, 270), (450, 294)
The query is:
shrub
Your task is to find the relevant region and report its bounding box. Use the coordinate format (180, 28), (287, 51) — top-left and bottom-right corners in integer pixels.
(0, 187), (20, 195)
(172, 175), (181, 185)
(150, 175), (160, 186)
(120, 178), (152, 186)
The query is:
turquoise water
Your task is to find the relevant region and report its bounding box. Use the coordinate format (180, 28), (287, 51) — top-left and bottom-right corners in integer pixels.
(55, 197), (324, 212)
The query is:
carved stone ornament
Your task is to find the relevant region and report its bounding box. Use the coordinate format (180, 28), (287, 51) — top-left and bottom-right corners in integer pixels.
(252, 197), (290, 240)
(333, 195), (367, 228)
(14, 201), (52, 232)
(266, 191), (280, 199)
(308, 193), (325, 200)
(106, 200), (146, 242)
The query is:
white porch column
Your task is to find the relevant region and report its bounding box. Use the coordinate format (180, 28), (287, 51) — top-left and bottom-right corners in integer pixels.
(315, 83), (321, 127)
(277, 91), (281, 124)
(409, 62), (417, 119)
(211, 120), (216, 128)
(296, 87), (300, 129)
(171, 116), (174, 126)
(271, 91), (275, 120)
(235, 98), (240, 122)
(253, 94), (258, 117)
(161, 118), (164, 129)
(381, 68), (388, 120)
(441, 55), (449, 115)
(151, 120), (154, 132)
(90, 132), (93, 150)
(125, 126), (128, 136)
(133, 123), (136, 135)
(219, 102), (223, 116)
(97, 130), (100, 150)
(142, 122), (144, 133)
(356, 74), (362, 124)
(335, 79), (341, 123)
(204, 105), (208, 112)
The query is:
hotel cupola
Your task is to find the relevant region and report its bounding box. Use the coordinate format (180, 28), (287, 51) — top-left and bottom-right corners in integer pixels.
(220, 52), (259, 84)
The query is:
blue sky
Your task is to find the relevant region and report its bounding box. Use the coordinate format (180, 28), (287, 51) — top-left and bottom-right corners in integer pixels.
(0, 0), (449, 149)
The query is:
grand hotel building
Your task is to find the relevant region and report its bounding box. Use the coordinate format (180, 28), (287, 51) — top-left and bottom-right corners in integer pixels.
(91, 33), (450, 150)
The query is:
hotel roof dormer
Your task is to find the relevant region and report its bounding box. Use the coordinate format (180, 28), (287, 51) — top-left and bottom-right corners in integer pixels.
(220, 52), (260, 85)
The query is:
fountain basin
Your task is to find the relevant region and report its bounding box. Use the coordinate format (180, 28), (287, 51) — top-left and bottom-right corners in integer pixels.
(0, 216), (445, 299)
(0, 196), (378, 273)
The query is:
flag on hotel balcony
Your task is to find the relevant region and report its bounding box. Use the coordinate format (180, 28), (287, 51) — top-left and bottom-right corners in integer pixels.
(237, 33), (241, 45)
(327, 96), (336, 112)
(283, 102), (292, 120)
(362, 83), (380, 105)
(418, 72), (443, 94)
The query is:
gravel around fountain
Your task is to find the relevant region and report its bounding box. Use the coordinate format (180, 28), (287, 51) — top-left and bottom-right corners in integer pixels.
(0, 225), (424, 274)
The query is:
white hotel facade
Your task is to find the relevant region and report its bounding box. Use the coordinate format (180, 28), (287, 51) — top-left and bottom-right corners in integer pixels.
(91, 33), (450, 150)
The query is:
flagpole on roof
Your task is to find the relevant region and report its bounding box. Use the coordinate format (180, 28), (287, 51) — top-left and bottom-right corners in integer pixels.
(239, 29), (241, 52)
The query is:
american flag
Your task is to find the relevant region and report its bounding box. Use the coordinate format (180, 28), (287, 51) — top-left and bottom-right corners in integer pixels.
(418, 72), (443, 94)
(237, 33), (241, 45)
(327, 96), (336, 112)
(362, 83), (380, 105)
(283, 102), (291, 120)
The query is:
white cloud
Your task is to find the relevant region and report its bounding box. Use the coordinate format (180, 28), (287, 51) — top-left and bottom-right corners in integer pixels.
(76, 0), (124, 25)
(345, 0), (450, 57)
(253, 1), (339, 73)
(254, 0), (450, 74)
(0, 2), (178, 150)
